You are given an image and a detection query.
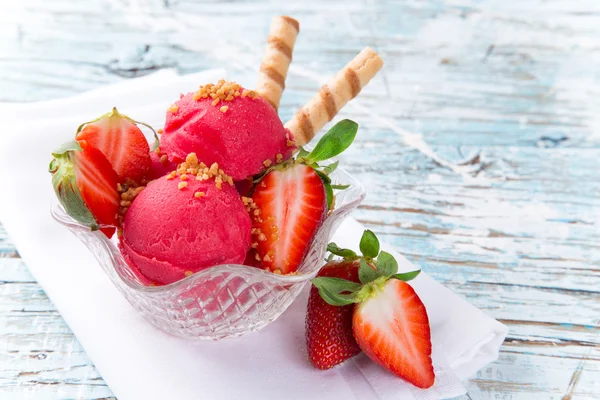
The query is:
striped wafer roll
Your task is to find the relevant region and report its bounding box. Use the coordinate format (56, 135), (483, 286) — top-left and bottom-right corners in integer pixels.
(285, 47), (384, 146)
(256, 16), (300, 111)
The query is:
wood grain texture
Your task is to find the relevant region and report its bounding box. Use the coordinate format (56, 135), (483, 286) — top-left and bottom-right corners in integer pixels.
(1, 0), (599, 399)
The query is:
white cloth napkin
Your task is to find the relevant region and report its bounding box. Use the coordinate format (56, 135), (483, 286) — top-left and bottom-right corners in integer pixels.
(0, 70), (507, 400)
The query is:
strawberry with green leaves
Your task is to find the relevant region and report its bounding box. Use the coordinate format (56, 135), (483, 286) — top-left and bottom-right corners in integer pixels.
(49, 140), (120, 238)
(308, 230), (435, 389)
(305, 258), (361, 369)
(75, 107), (157, 183)
(249, 120), (357, 274)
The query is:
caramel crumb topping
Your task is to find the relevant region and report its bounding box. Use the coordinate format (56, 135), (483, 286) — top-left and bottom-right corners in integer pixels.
(184, 271), (193, 277)
(241, 89), (259, 99)
(276, 153), (283, 163)
(194, 80), (247, 106)
(273, 269), (282, 275)
(219, 105), (229, 113)
(242, 197), (258, 214)
(286, 139), (295, 147)
(168, 104), (179, 113)
(194, 191), (205, 198)
(178, 182), (188, 190)
(117, 180), (146, 225)
(263, 159), (272, 167)
(170, 153), (234, 190)
(157, 128), (164, 134)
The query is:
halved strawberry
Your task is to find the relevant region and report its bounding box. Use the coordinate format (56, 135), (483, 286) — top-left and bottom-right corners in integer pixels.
(306, 259), (361, 369)
(353, 279), (434, 388)
(50, 139), (120, 237)
(249, 119), (359, 274)
(251, 163), (327, 274)
(76, 107), (155, 182)
(311, 230), (433, 388)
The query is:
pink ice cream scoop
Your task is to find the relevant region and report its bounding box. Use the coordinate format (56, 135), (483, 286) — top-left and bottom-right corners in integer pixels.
(120, 169), (252, 285)
(159, 81), (295, 181)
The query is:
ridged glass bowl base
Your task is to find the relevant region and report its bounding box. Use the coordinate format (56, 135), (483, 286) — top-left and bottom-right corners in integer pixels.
(52, 168), (365, 340)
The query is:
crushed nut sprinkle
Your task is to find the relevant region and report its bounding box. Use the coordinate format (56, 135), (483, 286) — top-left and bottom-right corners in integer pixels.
(168, 104), (179, 113)
(116, 180), (146, 225)
(219, 105), (229, 113)
(241, 89), (259, 99)
(276, 153), (283, 163)
(263, 159), (272, 167)
(194, 191), (205, 198)
(193, 80), (254, 105)
(286, 139), (295, 147)
(160, 155), (168, 165)
(242, 197), (258, 213)
(178, 181), (188, 190)
(157, 128), (164, 134)
(168, 152), (234, 191)
(184, 271), (193, 277)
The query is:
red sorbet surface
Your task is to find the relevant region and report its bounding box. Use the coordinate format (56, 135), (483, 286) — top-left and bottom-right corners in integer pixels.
(148, 150), (178, 180)
(160, 88), (294, 181)
(120, 175), (252, 285)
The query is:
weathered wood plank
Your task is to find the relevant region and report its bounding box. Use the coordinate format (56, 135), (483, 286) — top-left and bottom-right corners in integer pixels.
(1, 0), (599, 398)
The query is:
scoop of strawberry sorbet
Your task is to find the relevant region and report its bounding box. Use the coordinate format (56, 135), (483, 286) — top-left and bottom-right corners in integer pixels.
(159, 81), (295, 181)
(119, 160), (252, 285)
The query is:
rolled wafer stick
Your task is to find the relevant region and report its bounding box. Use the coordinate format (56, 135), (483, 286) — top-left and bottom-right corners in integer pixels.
(285, 47), (383, 146)
(256, 16), (300, 111)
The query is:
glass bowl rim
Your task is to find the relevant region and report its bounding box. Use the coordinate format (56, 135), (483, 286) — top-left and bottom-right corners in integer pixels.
(51, 166), (366, 293)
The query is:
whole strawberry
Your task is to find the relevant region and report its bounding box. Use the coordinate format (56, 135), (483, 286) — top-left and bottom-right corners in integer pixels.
(310, 230), (435, 389)
(306, 259), (361, 369)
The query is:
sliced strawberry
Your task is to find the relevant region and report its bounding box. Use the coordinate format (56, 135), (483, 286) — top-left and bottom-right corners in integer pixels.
(50, 139), (120, 237)
(250, 163), (327, 274)
(306, 260), (361, 369)
(76, 107), (153, 182)
(353, 279), (434, 388)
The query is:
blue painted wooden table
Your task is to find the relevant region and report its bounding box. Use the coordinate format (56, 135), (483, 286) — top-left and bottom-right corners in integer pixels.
(1, 0), (599, 398)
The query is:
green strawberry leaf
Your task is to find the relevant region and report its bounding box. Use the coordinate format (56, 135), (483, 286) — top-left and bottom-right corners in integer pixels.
(358, 258), (380, 284)
(393, 269), (421, 282)
(304, 119), (358, 163)
(376, 251), (398, 277)
(359, 230), (380, 259)
(52, 139), (82, 157)
(324, 181), (334, 210)
(331, 184), (350, 190)
(312, 277), (362, 306)
(327, 242), (358, 259)
(297, 147), (311, 158)
(322, 160), (339, 175)
(314, 169), (332, 184)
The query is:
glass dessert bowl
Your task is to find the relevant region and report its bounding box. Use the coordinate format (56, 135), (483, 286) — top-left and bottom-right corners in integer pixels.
(52, 168), (365, 340)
